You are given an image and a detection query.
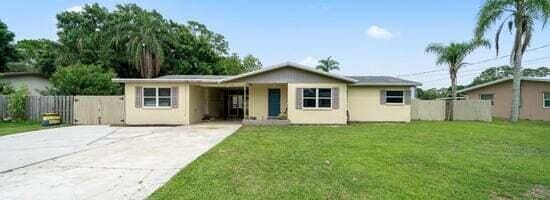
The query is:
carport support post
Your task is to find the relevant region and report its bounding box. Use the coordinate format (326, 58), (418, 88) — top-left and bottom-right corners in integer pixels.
(243, 84), (247, 120)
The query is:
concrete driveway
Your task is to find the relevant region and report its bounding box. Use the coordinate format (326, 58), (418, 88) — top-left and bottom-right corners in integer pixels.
(0, 122), (241, 200)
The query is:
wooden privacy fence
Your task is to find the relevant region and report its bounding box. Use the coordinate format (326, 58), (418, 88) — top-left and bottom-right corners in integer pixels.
(0, 95), (125, 125)
(411, 100), (446, 121)
(73, 96), (125, 125)
(453, 100), (492, 121)
(26, 96), (74, 123)
(0, 96), (7, 119)
(0, 96), (74, 123)
(411, 99), (492, 121)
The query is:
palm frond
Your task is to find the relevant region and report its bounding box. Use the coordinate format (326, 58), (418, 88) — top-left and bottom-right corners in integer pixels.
(475, 0), (513, 39)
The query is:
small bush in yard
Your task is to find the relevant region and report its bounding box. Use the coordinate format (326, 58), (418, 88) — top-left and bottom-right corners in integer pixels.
(8, 86), (27, 121)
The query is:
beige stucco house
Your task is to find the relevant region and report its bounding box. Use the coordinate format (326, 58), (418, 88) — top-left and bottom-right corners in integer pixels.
(458, 77), (550, 121)
(113, 62), (421, 125)
(0, 72), (52, 96)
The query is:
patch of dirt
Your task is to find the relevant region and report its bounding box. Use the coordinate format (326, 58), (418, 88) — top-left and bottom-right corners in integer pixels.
(490, 192), (511, 200)
(524, 185), (550, 200)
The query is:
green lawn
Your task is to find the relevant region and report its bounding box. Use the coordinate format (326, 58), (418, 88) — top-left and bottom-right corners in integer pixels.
(0, 121), (47, 137)
(150, 121), (550, 200)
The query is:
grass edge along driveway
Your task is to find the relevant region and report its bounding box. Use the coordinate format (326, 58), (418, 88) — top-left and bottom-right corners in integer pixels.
(0, 121), (58, 137)
(150, 121), (550, 200)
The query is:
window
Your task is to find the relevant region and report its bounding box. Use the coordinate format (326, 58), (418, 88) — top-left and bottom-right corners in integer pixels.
(386, 91), (404, 104)
(302, 88), (332, 108)
(544, 92), (550, 108)
(480, 94), (495, 106)
(143, 88), (171, 108)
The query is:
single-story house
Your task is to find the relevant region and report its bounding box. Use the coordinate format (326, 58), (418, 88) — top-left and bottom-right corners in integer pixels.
(113, 62), (421, 125)
(0, 72), (52, 96)
(458, 77), (550, 121)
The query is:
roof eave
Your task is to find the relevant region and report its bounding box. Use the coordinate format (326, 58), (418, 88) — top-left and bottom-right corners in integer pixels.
(351, 83), (422, 87)
(111, 78), (221, 83)
(458, 77), (550, 93)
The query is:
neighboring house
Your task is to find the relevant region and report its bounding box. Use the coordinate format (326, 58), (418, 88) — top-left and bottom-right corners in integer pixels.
(0, 72), (52, 96)
(458, 77), (550, 121)
(113, 62), (421, 125)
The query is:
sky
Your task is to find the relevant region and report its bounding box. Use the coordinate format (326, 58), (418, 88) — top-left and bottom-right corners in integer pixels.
(1, 0), (549, 88)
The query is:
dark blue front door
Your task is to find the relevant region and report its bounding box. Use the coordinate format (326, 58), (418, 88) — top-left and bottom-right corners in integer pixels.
(268, 89), (281, 118)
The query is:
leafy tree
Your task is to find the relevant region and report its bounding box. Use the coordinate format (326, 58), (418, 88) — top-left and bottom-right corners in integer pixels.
(470, 65), (549, 86)
(417, 88), (450, 100)
(50, 64), (120, 95)
(218, 53), (245, 75)
(242, 54), (262, 72)
(475, 0), (550, 122)
(54, 3), (245, 78)
(425, 40), (490, 100)
(316, 56), (340, 72)
(56, 3), (112, 67)
(110, 4), (173, 78)
(15, 39), (61, 76)
(0, 19), (18, 72)
(186, 21), (229, 56)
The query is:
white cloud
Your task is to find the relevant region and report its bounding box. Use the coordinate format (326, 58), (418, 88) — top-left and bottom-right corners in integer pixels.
(299, 56), (318, 67)
(66, 5), (84, 13)
(365, 25), (396, 40)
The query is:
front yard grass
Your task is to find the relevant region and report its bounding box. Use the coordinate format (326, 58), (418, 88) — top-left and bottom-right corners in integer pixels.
(0, 121), (47, 137)
(150, 121), (550, 200)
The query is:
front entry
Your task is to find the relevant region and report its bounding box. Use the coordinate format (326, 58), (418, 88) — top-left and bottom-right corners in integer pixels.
(268, 89), (281, 118)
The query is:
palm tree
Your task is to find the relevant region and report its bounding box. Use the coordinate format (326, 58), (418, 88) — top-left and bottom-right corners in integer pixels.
(111, 4), (171, 78)
(475, 0), (549, 122)
(425, 40), (490, 100)
(316, 56), (340, 72)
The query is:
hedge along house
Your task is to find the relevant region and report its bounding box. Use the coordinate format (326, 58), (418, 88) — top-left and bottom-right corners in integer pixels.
(112, 62), (421, 125)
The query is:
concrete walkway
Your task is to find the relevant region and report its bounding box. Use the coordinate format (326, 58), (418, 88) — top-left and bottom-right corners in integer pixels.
(0, 122), (241, 200)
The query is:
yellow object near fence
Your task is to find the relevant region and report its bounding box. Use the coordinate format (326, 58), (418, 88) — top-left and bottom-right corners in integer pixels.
(42, 113), (61, 126)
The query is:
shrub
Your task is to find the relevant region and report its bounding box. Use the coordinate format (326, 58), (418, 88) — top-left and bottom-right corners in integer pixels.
(8, 86), (27, 120)
(50, 64), (120, 95)
(0, 82), (14, 95)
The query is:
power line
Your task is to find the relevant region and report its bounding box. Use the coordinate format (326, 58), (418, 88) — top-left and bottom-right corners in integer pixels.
(419, 64), (546, 84)
(397, 44), (550, 77)
(408, 55), (550, 79)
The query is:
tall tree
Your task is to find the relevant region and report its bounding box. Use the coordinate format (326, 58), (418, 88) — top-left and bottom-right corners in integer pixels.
(56, 3), (112, 67)
(425, 40), (490, 100)
(470, 65), (549, 86)
(15, 39), (61, 76)
(316, 56), (340, 72)
(0, 19), (18, 72)
(475, 0), (550, 122)
(111, 4), (172, 78)
(242, 54), (262, 72)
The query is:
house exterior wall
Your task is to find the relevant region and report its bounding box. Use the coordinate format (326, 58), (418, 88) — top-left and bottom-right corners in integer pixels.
(348, 86), (412, 122)
(2, 76), (52, 96)
(188, 85), (206, 124)
(248, 84), (288, 120)
(464, 80), (550, 121)
(124, 82), (189, 125)
(204, 88), (223, 118)
(287, 83), (348, 124)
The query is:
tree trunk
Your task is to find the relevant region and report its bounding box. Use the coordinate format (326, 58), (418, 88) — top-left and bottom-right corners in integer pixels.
(510, 13), (524, 122)
(449, 69), (457, 121)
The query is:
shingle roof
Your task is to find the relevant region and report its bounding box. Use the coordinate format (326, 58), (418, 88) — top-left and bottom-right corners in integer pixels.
(346, 76), (422, 86)
(155, 75), (230, 80)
